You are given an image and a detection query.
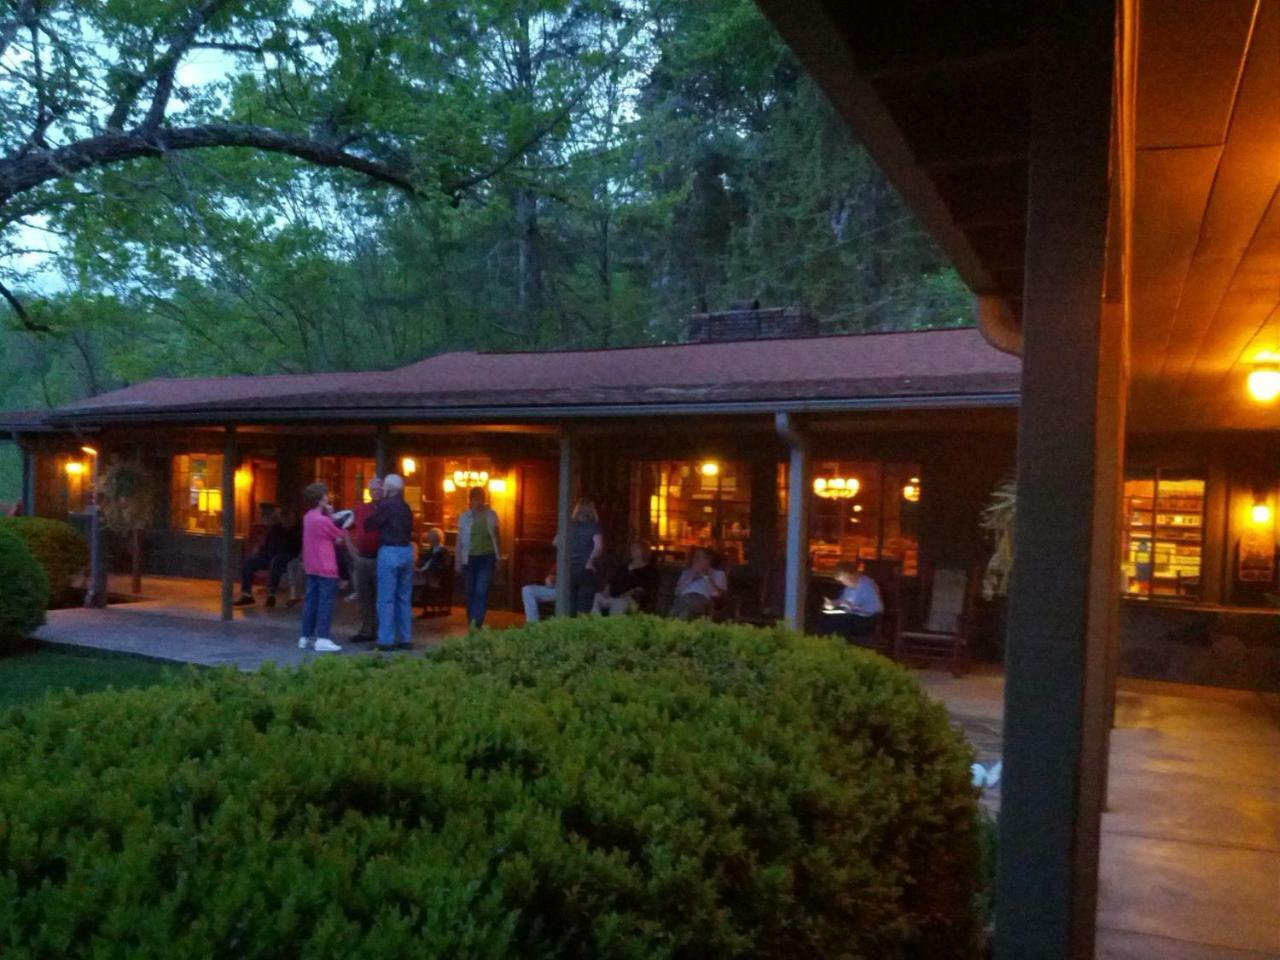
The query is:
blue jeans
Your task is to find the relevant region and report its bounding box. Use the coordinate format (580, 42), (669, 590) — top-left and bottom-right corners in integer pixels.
(301, 575), (337, 639)
(376, 544), (414, 648)
(463, 553), (496, 626)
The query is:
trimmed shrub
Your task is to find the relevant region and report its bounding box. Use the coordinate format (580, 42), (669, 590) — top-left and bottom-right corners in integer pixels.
(0, 617), (981, 959)
(0, 516), (88, 605)
(0, 529), (49, 644)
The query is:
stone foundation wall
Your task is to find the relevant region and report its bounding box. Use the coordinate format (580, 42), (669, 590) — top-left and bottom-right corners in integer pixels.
(1120, 600), (1280, 692)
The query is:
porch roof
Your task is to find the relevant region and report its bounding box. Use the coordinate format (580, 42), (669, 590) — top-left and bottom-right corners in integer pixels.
(4, 327), (1019, 429)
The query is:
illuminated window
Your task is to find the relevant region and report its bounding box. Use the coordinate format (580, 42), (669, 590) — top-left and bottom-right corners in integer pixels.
(170, 454), (224, 535)
(807, 460), (920, 576)
(629, 460), (752, 565)
(313, 457), (377, 512)
(1122, 469), (1204, 599)
(171, 456), (274, 536)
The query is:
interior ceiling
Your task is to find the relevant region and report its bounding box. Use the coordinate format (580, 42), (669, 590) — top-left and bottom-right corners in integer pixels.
(759, 0), (1280, 432)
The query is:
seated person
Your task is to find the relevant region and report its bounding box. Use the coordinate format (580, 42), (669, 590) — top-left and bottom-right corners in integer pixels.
(592, 541), (658, 616)
(233, 507), (299, 608)
(416, 526), (451, 617)
(522, 566), (556, 622)
(670, 548), (728, 621)
(418, 526), (449, 576)
(819, 560), (884, 641)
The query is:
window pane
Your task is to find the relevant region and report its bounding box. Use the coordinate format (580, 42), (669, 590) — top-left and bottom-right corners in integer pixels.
(630, 459), (751, 565)
(170, 454), (224, 534)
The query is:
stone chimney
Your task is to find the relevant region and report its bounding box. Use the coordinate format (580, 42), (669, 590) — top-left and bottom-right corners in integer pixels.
(685, 302), (818, 343)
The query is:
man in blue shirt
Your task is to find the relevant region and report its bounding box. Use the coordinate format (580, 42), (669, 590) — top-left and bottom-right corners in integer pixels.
(820, 560), (883, 643)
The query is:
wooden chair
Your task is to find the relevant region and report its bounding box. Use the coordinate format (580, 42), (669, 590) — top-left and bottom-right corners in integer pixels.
(415, 561), (454, 618)
(893, 563), (980, 675)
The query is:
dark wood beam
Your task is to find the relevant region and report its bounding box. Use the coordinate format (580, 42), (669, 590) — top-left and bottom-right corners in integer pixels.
(995, 3), (1122, 957)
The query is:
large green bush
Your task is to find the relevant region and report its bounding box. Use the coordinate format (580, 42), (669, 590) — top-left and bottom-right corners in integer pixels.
(0, 517), (88, 605)
(0, 617), (981, 959)
(0, 530), (48, 644)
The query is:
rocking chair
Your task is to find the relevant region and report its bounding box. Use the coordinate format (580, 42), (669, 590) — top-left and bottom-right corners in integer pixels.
(894, 563), (980, 675)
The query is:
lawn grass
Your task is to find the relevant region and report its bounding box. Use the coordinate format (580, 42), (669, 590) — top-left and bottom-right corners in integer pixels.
(0, 642), (182, 709)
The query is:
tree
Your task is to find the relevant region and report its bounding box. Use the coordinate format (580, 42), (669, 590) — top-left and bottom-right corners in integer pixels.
(0, 0), (620, 331)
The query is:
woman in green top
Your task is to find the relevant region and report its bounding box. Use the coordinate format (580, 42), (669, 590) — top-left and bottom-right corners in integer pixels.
(456, 486), (501, 626)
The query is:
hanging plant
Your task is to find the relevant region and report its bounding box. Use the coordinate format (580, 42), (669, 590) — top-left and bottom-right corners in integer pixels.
(99, 458), (158, 595)
(980, 478), (1016, 601)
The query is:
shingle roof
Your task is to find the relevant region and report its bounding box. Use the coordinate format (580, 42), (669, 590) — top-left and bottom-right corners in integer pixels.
(38, 327), (1020, 424)
(0, 408), (58, 432)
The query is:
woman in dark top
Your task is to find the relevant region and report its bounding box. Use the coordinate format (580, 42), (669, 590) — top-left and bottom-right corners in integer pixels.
(592, 541), (657, 616)
(567, 498), (605, 615)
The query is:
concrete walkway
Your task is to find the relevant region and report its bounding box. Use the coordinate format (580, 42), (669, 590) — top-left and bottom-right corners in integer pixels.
(37, 574), (520, 669)
(1097, 681), (1280, 959)
(33, 576), (1280, 958)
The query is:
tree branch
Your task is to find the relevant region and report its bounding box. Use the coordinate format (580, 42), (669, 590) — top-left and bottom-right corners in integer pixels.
(105, 0), (234, 132)
(0, 123), (419, 207)
(0, 0), (35, 62)
(0, 277), (50, 334)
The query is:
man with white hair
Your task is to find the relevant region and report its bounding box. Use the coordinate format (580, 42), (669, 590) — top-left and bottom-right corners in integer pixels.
(363, 472), (416, 651)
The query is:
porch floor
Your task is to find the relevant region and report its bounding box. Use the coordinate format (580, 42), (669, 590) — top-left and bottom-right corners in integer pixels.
(37, 574), (522, 670)
(32, 576), (1280, 958)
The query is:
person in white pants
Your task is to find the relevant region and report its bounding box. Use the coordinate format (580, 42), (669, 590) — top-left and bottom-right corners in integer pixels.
(522, 569), (555, 622)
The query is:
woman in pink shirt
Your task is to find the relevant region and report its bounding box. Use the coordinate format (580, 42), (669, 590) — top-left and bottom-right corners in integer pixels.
(298, 482), (350, 653)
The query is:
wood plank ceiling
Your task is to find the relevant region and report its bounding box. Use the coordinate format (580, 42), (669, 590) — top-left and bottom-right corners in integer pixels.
(760, 0), (1280, 432)
(1129, 0), (1280, 431)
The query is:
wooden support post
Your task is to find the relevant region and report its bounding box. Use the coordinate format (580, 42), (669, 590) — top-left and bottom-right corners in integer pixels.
(86, 444), (107, 608)
(775, 413), (809, 632)
(995, 5), (1122, 959)
(375, 425), (389, 478)
(555, 428), (574, 616)
(20, 441), (36, 515)
(220, 427), (237, 622)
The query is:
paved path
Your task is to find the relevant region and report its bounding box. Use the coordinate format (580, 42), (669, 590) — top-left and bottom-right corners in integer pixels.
(1096, 681), (1280, 959)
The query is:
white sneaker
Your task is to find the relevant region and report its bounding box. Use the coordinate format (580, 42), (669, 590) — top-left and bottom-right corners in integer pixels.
(298, 637), (311, 650)
(313, 638), (342, 653)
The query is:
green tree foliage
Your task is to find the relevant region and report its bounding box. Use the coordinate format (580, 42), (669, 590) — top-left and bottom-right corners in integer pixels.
(0, 0), (972, 413)
(0, 617), (983, 958)
(0, 528), (48, 642)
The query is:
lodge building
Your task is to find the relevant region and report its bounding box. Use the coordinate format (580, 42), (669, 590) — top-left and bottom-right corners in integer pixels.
(5, 314), (1278, 693)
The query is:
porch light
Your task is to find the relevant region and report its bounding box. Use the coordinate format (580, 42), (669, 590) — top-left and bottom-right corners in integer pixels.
(699, 461), (720, 477)
(1247, 361), (1280, 403)
(401, 457), (417, 476)
(902, 478), (921, 503)
(813, 476), (859, 499)
(1251, 502), (1272, 525)
(234, 467), (252, 490)
(488, 477), (508, 495)
(64, 461), (85, 476)
(80, 445), (98, 457)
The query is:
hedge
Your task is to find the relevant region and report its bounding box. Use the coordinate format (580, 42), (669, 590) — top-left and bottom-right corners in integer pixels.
(0, 517), (88, 605)
(0, 617), (982, 959)
(0, 530), (48, 644)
